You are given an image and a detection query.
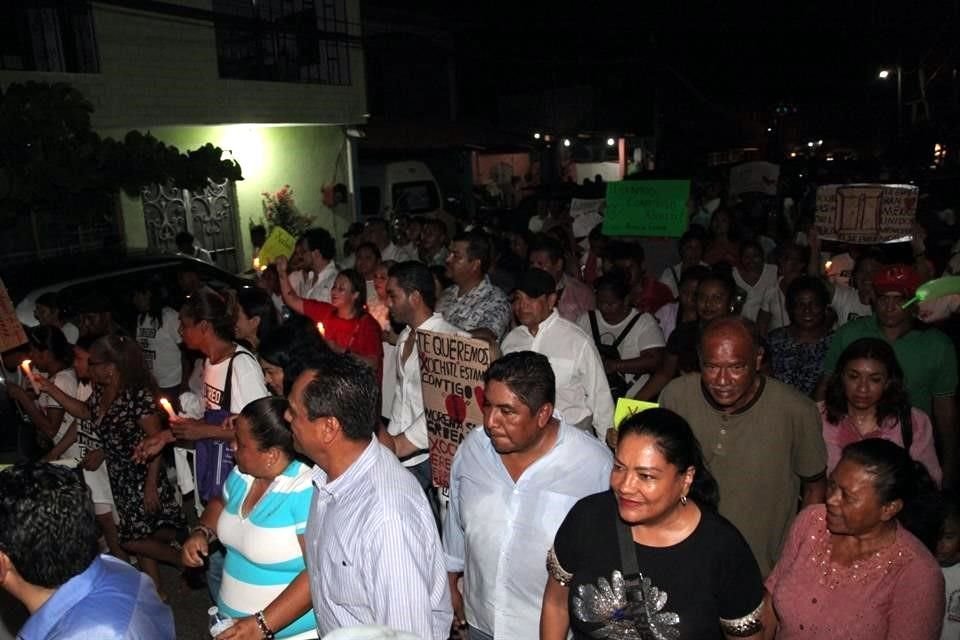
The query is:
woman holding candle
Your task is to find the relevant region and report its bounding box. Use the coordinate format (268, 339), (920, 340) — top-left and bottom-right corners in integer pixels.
(7, 326), (81, 463)
(36, 334), (185, 596)
(275, 257), (383, 381)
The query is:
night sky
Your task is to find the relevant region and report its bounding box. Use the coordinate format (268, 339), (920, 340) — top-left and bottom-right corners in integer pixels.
(367, 1), (960, 147)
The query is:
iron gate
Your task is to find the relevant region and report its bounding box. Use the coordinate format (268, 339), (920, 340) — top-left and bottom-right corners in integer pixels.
(141, 179), (242, 273)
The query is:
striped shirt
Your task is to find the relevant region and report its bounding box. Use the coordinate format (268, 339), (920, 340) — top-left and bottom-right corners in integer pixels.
(305, 439), (453, 639)
(217, 460), (317, 640)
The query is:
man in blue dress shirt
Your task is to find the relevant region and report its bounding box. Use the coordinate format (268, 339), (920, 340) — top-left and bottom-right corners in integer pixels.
(0, 463), (174, 639)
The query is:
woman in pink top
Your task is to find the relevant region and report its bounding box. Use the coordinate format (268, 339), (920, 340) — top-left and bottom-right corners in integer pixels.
(820, 337), (942, 486)
(763, 439), (944, 639)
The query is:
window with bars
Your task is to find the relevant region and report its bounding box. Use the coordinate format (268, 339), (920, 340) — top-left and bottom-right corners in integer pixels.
(0, 1), (99, 73)
(213, 0), (359, 85)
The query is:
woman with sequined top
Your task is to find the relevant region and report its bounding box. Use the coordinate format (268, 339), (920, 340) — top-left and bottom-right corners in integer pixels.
(541, 408), (766, 639)
(763, 438), (944, 639)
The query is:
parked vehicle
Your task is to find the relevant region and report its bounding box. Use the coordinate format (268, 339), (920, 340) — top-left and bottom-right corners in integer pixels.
(357, 160), (443, 218)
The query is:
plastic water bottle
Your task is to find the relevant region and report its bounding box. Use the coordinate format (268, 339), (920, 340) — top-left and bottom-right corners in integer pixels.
(208, 606), (235, 637)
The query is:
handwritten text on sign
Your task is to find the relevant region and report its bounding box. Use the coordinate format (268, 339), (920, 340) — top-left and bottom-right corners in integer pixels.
(815, 184), (918, 245)
(416, 330), (491, 488)
(602, 180), (690, 238)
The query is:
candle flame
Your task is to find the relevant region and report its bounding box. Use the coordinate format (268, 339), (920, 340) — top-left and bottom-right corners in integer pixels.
(159, 397), (175, 418)
(824, 260), (833, 271)
(253, 256), (261, 269)
(316, 322), (326, 336)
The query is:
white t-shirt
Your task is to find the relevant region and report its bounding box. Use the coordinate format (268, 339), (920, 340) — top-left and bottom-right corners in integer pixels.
(760, 281), (790, 331)
(831, 285), (872, 328)
(61, 322), (79, 344)
(734, 263), (779, 321)
(577, 309), (666, 393)
(74, 382), (114, 506)
(942, 563), (960, 640)
(38, 368), (81, 460)
(203, 345), (270, 414)
(136, 307), (182, 388)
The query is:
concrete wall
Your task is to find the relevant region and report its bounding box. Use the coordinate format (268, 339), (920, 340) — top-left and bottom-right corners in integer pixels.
(100, 123), (352, 265)
(0, 0), (367, 130)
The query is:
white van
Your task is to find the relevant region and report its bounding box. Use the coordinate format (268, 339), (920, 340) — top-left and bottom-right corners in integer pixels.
(357, 161), (443, 218)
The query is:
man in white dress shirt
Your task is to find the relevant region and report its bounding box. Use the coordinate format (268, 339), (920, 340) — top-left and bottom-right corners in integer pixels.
(501, 268), (615, 440)
(287, 355), (453, 639)
(444, 351), (612, 639)
(365, 217), (417, 263)
(288, 228), (339, 302)
(386, 261), (467, 491)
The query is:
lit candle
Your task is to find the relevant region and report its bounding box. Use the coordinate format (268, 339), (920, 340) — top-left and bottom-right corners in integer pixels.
(20, 360), (39, 394)
(159, 398), (176, 419)
(824, 260), (833, 271)
(259, 264), (268, 272)
(253, 256), (261, 270)
(316, 322), (326, 337)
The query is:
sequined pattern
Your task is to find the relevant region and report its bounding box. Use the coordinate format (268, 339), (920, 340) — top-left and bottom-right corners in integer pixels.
(807, 510), (912, 589)
(719, 601), (764, 637)
(573, 570), (680, 640)
(546, 546), (573, 587)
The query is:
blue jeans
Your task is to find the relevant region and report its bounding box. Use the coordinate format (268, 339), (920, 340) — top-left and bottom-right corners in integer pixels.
(206, 545), (225, 601)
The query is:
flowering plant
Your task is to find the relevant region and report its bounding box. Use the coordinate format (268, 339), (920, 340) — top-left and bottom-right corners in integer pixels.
(261, 185), (314, 236)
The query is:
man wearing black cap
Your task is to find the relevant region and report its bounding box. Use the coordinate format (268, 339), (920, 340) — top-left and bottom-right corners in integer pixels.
(817, 264), (959, 486)
(500, 268), (614, 440)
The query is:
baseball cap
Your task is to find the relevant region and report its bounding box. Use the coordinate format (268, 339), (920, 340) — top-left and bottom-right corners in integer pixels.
(513, 268), (557, 298)
(872, 264), (921, 298)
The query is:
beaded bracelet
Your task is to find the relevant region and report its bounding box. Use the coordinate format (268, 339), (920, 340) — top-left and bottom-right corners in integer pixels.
(254, 610), (275, 639)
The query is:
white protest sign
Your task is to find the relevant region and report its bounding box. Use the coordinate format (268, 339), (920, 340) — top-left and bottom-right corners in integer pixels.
(569, 198), (605, 238)
(729, 161), (780, 196)
(815, 184), (918, 244)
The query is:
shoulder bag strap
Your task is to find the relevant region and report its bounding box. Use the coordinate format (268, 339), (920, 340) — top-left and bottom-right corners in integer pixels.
(221, 349), (257, 414)
(611, 312), (644, 350)
(615, 514), (641, 589)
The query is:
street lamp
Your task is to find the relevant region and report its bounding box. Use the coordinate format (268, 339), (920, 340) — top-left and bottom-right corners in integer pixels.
(878, 64), (903, 138)
(562, 138), (571, 147)
(606, 137), (616, 146)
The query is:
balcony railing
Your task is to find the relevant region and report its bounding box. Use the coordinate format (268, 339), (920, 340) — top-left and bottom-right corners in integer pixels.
(214, 0), (361, 85)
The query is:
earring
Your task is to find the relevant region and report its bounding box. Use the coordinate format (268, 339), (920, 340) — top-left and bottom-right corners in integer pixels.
(680, 495), (688, 506)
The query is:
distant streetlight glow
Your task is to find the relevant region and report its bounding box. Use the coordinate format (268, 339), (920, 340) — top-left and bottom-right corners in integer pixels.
(807, 141), (815, 148)
(767, 127), (772, 132)
(789, 152), (797, 158)
(606, 137), (616, 146)
(563, 138), (571, 147)
(818, 139), (823, 146)
(534, 132), (541, 139)
(878, 69), (890, 79)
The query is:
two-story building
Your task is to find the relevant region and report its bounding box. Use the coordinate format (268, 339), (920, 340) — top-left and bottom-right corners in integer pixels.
(0, 0), (367, 270)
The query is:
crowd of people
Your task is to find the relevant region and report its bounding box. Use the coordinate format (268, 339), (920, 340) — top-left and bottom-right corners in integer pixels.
(2, 175), (960, 639)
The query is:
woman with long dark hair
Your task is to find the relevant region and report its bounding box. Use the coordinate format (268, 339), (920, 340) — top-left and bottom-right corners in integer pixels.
(820, 337), (942, 486)
(234, 286), (280, 353)
(764, 439), (945, 638)
(276, 260), (383, 380)
(7, 325), (80, 462)
(37, 335), (185, 596)
(542, 408), (764, 639)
